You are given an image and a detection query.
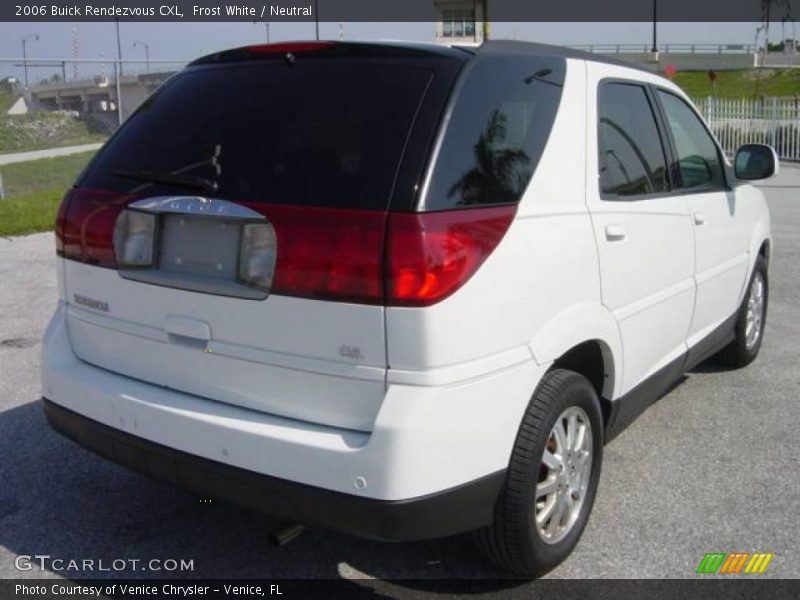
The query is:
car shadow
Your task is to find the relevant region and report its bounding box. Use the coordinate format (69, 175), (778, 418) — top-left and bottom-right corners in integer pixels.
(0, 400), (526, 592)
(689, 360), (734, 375)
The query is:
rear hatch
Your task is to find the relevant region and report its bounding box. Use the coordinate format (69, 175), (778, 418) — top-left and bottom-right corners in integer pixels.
(57, 43), (464, 432)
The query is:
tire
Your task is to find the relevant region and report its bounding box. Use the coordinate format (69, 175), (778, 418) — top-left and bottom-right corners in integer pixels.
(473, 369), (603, 578)
(715, 255), (768, 368)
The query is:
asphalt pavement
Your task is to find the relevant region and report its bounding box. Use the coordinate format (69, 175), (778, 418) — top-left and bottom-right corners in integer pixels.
(0, 165), (797, 586)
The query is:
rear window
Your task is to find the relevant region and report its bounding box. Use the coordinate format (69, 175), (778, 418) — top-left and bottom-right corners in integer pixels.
(80, 62), (433, 210)
(421, 55), (565, 210)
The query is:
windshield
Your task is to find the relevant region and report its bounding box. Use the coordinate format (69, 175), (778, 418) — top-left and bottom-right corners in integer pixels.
(80, 61), (434, 210)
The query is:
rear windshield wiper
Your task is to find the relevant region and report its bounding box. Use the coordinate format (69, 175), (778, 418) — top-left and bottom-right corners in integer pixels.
(113, 170), (218, 194)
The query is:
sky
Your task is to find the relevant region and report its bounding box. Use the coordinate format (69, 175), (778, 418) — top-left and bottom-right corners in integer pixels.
(0, 21), (792, 81)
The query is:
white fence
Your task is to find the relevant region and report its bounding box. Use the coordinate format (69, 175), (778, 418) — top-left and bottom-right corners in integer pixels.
(695, 96), (800, 162)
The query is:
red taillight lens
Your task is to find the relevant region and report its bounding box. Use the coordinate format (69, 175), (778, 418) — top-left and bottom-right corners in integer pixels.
(57, 188), (132, 268)
(246, 203), (385, 305)
(55, 189), (514, 307)
(386, 205), (516, 307)
(54, 191), (72, 255)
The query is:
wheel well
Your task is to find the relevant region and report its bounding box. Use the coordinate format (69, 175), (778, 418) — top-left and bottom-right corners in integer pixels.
(759, 239), (770, 266)
(551, 340), (613, 425)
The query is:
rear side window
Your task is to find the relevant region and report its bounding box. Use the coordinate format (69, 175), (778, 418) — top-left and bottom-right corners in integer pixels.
(656, 90), (726, 191)
(80, 62), (433, 210)
(422, 55), (565, 210)
(598, 82), (669, 198)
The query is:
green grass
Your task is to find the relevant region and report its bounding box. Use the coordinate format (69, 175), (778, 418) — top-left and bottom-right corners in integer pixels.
(0, 150), (96, 237)
(672, 68), (800, 99)
(0, 111), (106, 153)
(0, 150), (94, 197)
(0, 188), (63, 237)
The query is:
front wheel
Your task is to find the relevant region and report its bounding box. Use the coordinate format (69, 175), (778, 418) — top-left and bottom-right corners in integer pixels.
(716, 255), (768, 368)
(473, 369), (603, 577)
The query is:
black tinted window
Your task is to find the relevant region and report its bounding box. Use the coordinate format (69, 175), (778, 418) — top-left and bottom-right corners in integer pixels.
(423, 56), (564, 210)
(598, 83), (669, 197)
(657, 91), (725, 191)
(81, 62), (432, 210)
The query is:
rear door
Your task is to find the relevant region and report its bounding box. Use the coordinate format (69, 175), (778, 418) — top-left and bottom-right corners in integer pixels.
(61, 48), (460, 432)
(586, 67), (696, 395)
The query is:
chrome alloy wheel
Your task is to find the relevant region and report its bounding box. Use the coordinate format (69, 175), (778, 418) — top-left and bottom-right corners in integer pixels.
(534, 406), (593, 545)
(745, 271), (766, 350)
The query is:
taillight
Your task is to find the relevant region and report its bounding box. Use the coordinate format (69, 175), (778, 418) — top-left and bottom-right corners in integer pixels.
(54, 191), (72, 255)
(247, 203), (385, 305)
(386, 205), (516, 307)
(56, 188), (132, 268)
(55, 189), (515, 307)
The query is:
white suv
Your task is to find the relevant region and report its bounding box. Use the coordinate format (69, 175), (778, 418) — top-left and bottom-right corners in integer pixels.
(42, 41), (775, 576)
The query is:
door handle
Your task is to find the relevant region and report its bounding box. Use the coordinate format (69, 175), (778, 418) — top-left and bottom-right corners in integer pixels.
(694, 212), (707, 226)
(164, 315), (211, 341)
(604, 224), (626, 242)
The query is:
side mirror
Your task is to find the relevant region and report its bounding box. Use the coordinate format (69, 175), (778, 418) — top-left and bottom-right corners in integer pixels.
(734, 144), (779, 181)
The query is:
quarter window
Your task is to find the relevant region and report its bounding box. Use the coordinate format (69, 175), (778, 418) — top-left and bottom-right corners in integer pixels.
(657, 91), (725, 191)
(423, 56), (565, 210)
(598, 83), (669, 198)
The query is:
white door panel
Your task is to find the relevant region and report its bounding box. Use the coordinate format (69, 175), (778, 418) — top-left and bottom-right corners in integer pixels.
(617, 284), (695, 392)
(653, 90), (751, 340)
(590, 205), (695, 392)
(590, 209), (695, 312)
(687, 190), (751, 337)
(586, 64), (696, 396)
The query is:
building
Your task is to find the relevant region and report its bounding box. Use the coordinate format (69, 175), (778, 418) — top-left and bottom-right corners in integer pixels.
(433, 0), (487, 45)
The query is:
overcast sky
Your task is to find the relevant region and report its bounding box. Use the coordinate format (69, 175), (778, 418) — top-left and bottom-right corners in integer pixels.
(0, 20), (790, 80)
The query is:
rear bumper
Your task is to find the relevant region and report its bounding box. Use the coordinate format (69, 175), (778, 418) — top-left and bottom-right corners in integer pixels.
(44, 399), (504, 542)
(42, 302), (547, 537)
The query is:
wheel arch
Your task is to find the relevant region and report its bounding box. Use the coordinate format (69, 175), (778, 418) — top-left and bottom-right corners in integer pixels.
(549, 340), (615, 427)
(758, 237), (771, 266)
(528, 302), (623, 404)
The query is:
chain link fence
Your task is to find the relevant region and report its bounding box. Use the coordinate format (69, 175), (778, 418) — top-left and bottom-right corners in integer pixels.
(0, 58), (186, 155)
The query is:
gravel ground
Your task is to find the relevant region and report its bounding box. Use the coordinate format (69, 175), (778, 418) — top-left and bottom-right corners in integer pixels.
(0, 165), (797, 587)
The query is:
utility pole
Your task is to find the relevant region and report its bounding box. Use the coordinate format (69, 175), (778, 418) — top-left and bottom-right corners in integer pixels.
(21, 33), (39, 88)
(265, 23), (270, 43)
(115, 18), (123, 76)
(651, 0), (658, 52)
(133, 41), (150, 71)
(482, 0), (490, 41)
(314, 0), (319, 40)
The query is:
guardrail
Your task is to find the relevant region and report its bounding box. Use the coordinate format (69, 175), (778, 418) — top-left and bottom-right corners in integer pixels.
(569, 43), (758, 54)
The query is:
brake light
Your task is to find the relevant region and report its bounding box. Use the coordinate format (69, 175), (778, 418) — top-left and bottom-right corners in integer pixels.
(56, 188), (132, 268)
(244, 42), (337, 55)
(246, 203), (385, 305)
(55, 189), (515, 307)
(386, 206), (516, 307)
(54, 191), (71, 255)
(247, 204), (514, 306)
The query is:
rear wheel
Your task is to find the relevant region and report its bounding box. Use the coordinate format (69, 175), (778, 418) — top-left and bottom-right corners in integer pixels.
(716, 255), (768, 368)
(474, 369), (603, 577)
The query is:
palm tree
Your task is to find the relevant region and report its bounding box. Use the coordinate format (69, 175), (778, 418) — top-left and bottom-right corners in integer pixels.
(448, 109), (531, 206)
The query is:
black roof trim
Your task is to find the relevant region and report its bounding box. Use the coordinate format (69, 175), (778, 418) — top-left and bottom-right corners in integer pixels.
(190, 41), (469, 66)
(477, 40), (660, 76)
